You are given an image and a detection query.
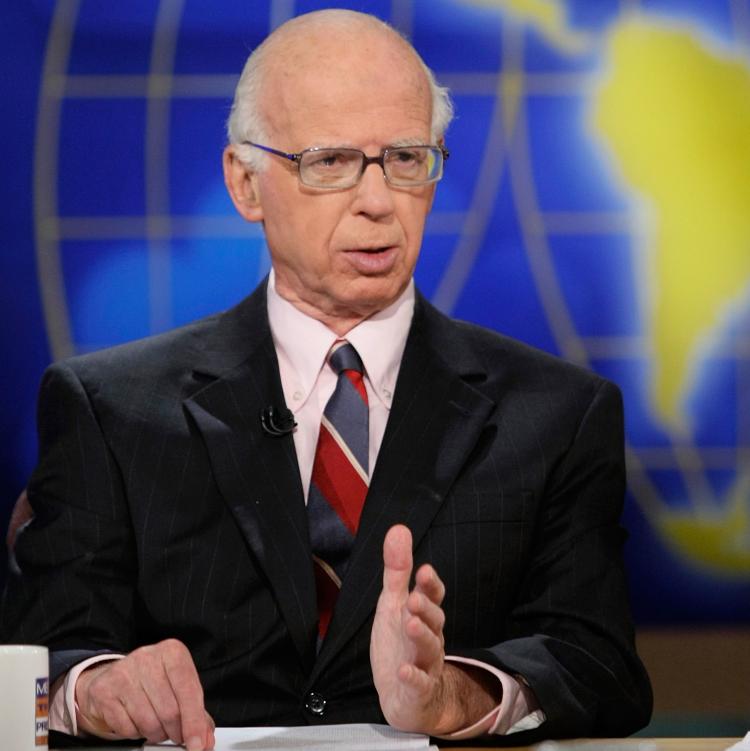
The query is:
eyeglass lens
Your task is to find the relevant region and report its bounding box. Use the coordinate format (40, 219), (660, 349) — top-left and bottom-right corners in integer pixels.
(298, 146), (442, 187)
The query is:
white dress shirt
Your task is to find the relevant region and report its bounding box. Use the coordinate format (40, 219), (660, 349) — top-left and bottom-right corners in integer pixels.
(267, 269), (412, 497)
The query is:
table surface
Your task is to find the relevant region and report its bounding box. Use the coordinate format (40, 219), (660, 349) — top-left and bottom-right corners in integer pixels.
(453, 740), (741, 751)
(59, 739), (742, 751)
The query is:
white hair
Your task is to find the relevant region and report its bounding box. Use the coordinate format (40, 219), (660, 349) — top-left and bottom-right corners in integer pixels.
(226, 10), (453, 170)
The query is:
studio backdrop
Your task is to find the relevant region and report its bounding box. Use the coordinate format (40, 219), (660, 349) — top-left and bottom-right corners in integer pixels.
(1, 0), (749, 623)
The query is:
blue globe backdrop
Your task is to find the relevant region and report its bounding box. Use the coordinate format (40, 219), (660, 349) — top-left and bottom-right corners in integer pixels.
(2, 0), (749, 627)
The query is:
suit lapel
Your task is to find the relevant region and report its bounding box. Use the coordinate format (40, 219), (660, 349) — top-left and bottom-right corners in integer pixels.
(311, 295), (496, 678)
(183, 285), (318, 669)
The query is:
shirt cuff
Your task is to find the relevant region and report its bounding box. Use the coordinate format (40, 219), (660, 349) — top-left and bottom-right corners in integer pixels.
(439, 655), (546, 740)
(49, 653), (124, 736)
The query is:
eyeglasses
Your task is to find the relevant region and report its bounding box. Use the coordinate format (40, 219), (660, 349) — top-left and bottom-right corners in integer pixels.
(243, 142), (449, 189)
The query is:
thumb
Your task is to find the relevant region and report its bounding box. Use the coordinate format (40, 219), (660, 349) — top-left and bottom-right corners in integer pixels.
(382, 524), (413, 595)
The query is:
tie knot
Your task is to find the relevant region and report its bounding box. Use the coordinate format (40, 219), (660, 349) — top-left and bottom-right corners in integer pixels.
(328, 341), (363, 376)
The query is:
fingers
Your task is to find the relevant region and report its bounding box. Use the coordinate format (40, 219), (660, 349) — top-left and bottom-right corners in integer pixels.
(382, 524), (413, 596)
(80, 673), (142, 739)
(204, 710), (217, 750)
(407, 595), (445, 645)
(406, 563), (447, 675)
(409, 565), (445, 631)
(78, 660), (165, 742)
(161, 639), (212, 749)
(381, 525), (446, 646)
(414, 563), (445, 605)
(396, 659), (435, 695)
(75, 639), (213, 750)
(380, 524), (445, 658)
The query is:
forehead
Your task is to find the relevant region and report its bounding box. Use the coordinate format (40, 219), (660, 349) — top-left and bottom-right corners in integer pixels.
(261, 29), (432, 146)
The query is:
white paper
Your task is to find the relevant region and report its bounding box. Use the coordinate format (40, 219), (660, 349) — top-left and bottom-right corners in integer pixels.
(725, 732), (750, 751)
(146, 723), (438, 751)
(534, 742), (660, 751)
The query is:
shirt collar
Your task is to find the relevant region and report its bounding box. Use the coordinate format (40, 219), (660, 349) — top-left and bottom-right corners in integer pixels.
(267, 269), (415, 411)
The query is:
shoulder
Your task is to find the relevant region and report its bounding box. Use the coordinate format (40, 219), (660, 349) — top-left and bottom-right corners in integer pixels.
(48, 310), (221, 389)
(415, 293), (616, 400)
(42, 284), (269, 399)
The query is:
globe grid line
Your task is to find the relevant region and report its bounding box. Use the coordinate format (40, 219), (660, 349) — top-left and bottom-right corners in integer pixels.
(635, 446), (748, 470)
(45, 209), (654, 242)
(49, 215), (266, 240)
(61, 73), (241, 98)
(580, 335), (750, 361)
(432, 20), (521, 314)
(55, 70), (597, 99)
(730, 0), (750, 49)
(390, 0), (414, 41)
(671, 444), (718, 512)
(144, 0), (185, 336)
(506, 57), (585, 368)
(34, 0), (79, 362)
(538, 210), (635, 235)
(46, 211), (470, 240)
(270, 0), (296, 32)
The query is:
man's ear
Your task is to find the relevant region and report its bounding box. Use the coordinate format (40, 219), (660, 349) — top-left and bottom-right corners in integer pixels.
(223, 145), (263, 222)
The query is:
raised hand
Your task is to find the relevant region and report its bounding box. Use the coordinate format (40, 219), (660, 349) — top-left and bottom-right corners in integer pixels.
(370, 524), (501, 736)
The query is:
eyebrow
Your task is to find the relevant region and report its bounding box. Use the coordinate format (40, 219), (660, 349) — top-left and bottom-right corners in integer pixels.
(305, 137), (431, 152)
(387, 137), (430, 148)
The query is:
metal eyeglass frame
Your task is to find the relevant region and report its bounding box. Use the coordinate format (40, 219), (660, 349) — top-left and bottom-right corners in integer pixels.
(242, 141), (450, 188)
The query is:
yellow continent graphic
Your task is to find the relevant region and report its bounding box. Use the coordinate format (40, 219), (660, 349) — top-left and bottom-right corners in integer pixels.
(593, 16), (750, 575)
(659, 475), (750, 574)
(593, 17), (750, 430)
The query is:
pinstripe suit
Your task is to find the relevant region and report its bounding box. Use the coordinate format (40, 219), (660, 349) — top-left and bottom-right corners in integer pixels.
(1, 281), (651, 743)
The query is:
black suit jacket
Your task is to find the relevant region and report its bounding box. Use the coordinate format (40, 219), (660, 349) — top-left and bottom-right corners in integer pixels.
(1, 282), (651, 743)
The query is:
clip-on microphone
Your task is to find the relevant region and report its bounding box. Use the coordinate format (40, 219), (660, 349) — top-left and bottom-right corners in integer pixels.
(260, 405), (297, 436)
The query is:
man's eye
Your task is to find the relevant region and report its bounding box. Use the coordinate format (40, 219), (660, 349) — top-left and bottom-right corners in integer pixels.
(311, 153), (339, 167)
(392, 149), (419, 163)
(308, 151), (354, 169)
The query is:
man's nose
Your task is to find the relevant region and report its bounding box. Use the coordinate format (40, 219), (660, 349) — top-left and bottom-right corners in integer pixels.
(350, 161), (395, 217)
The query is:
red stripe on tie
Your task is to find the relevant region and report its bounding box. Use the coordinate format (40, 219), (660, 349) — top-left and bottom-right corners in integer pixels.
(313, 560), (339, 638)
(345, 370), (368, 403)
(311, 425), (367, 534)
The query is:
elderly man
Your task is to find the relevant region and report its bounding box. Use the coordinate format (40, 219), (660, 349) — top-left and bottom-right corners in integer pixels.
(1, 9), (651, 750)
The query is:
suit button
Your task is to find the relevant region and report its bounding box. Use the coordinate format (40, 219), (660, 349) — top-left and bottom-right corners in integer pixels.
(305, 692), (326, 716)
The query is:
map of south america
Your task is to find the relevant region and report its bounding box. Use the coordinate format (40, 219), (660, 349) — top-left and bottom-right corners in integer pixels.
(592, 17), (750, 573)
(592, 17), (750, 431)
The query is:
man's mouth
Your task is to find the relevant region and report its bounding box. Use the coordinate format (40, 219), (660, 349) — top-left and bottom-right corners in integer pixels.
(343, 245), (399, 272)
(346, 246), (392, 253)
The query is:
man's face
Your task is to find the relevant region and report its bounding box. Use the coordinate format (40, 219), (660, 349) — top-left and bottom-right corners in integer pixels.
(226, 32), (436, 330)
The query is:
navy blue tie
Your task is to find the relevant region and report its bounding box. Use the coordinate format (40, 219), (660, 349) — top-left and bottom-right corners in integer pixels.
(307, 341), (369, 637)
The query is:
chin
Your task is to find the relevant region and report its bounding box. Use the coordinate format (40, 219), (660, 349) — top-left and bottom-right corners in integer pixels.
(342, 282), (403, 313)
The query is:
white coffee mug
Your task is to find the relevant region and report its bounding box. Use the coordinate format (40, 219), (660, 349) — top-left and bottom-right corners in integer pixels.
(0, 645), (49, 750)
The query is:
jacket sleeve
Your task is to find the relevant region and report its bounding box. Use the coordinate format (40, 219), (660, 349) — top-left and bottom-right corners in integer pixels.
(450, 380), (652, 744)
(0, 361), (137, 682)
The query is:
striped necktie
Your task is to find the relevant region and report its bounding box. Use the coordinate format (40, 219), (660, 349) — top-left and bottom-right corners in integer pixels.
(307, 341), (369, 639)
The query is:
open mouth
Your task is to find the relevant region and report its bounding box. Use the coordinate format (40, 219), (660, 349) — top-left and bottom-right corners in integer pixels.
(344, 245), (399, 272)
